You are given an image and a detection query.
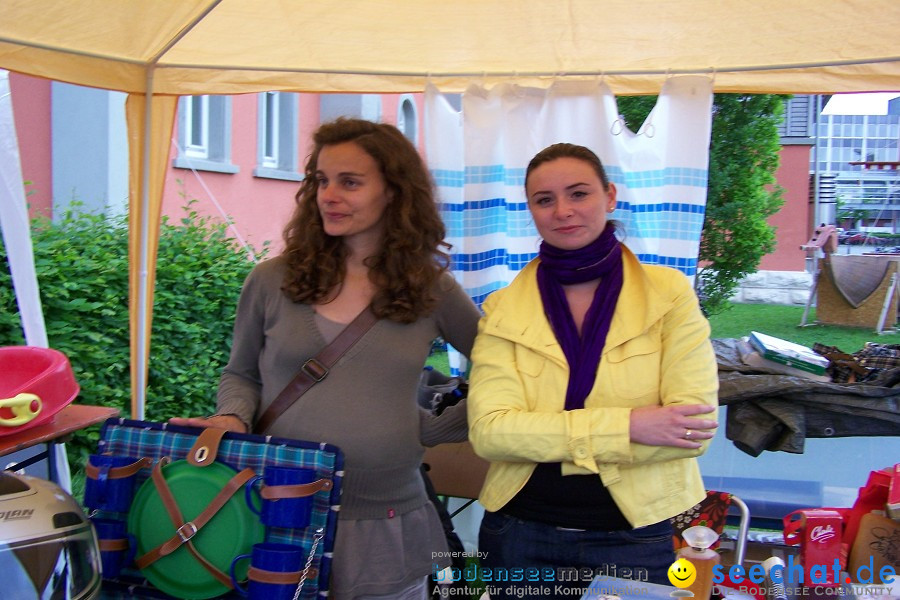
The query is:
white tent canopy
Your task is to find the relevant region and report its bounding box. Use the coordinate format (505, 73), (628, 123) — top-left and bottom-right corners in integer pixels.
(0, 0), (897, 417)
(1, 0), (898, 95)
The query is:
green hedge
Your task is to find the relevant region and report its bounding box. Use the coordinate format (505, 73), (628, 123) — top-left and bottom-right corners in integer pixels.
(0, 202), (262, 490)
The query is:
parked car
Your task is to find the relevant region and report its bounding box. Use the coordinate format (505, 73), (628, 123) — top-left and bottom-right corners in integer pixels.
(837, 229), (859, 244)
(845, 232), (881, 245)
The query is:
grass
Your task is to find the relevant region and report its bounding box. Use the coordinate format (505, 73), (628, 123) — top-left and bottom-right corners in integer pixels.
(425, 302), (900, 375)
(425, 350), (452, 374)
(706, 302), (900, 352)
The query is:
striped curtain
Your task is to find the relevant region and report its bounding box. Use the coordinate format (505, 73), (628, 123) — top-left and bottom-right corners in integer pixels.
(425, 76), (713, 372)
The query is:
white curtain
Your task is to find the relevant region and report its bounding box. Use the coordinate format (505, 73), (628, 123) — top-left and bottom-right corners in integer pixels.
(0, 70), (48, 348)
(0, 70), (71, 491)
(425, 76), (713, 374)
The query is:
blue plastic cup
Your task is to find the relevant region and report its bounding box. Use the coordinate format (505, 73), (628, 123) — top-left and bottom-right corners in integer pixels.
(91, 517), (136, 579)
(230, 542), (305, 599)
(83, 454), (143, 513)
(245, 466), (316, 529)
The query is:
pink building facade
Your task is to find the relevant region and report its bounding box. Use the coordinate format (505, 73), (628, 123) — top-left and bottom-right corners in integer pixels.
(9, 72), (425, 256)
(760, 143), (817, 272)
(9, 73), (53, 218)
(9, 72), (812, 286)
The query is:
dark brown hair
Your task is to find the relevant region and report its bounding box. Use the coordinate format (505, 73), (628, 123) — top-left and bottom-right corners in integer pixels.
(524, 143), (612, 191)
(281, 118), (450, 323)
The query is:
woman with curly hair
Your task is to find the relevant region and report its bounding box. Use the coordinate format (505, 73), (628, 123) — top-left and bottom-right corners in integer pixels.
(172, 118), (480, 599)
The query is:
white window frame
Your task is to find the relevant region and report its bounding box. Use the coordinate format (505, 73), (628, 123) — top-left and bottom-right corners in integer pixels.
(254, 91), (301, 181)
(261, 91), (280, 168)
(184, 96), (209, 158)
(174, 95), (238, 174)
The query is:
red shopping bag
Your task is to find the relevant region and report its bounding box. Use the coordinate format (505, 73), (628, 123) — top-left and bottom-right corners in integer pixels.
(845, 468), (892, 545)
(782, 465), (893, 585)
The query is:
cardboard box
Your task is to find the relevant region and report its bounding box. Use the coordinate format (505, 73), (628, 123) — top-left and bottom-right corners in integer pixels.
(848, 512), (900, 583)
(748, 331), (830, 376)
(739, 343), (831, 382)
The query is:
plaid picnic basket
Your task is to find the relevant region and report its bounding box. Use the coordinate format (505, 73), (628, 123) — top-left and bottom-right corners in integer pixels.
(93, 418), (343, 599)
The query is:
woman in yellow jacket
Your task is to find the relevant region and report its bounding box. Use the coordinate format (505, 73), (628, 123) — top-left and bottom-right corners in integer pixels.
(468, 143), (719, 599)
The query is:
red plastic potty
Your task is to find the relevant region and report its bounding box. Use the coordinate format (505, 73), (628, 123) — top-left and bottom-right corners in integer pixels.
(0, 346), (80, 437)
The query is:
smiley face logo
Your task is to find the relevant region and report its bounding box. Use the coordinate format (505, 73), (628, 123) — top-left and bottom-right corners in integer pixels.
(667, 558), (697, 588)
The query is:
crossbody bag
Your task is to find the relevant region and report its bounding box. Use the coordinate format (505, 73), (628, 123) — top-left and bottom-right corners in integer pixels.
(253, 306), (378, 434)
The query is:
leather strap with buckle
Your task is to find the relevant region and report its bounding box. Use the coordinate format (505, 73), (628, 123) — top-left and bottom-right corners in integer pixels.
(259, 478), (333, 501)
(85, 456), (152, 481)
(135, 457), (257, 589)
(247, 565), (318, 584)
(98, 538), (130, 552)
(187, 427), (228, 467)
(300, 358), (328, 382)
(253, 305), (377, 435)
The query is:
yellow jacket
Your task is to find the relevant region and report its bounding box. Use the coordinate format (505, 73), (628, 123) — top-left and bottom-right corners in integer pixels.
(468, 246), (719, 528)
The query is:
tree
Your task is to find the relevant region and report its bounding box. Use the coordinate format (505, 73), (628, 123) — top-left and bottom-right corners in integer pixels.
(835, 194), (870, 229)
(618, 94), (787, 315)
(0, 201), (262, 493)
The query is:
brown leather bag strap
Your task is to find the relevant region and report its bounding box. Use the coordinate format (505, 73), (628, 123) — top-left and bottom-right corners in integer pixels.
(185, 539), (235, 589)
(135, 458), (179, 569)
(187, 428), (227, 467)
(86, 456), (152, 480)
(259, 478), (333, 500)
(135, 458), (257, 590)
(247, 565), (319, 584)
(253, 305), (377, 435)
(147, 466), (256, 559)
(98, 538), (130, 552)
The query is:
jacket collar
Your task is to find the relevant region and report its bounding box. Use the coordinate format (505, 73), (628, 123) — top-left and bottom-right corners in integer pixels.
(606, 246), (674, 349)
(483, 245), (675, 360)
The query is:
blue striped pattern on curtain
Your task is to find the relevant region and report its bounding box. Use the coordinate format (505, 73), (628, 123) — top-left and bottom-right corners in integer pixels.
(425, 77), (713, 372)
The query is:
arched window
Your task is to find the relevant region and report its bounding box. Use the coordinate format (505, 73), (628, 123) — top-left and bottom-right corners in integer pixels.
(397, 95), (418, 145)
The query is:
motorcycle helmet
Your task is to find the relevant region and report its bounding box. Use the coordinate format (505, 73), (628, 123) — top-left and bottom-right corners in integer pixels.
(0, 471), (101, 599)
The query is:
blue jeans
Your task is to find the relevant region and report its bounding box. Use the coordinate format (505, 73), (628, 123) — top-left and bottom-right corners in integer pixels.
(478, 512), (674, 600)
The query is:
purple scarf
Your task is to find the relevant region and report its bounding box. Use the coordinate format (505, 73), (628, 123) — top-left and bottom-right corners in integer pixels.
(536, 223), (623, 411)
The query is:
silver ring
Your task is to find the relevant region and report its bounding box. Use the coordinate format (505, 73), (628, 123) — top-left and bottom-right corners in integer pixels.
(684, 429), (692, 439)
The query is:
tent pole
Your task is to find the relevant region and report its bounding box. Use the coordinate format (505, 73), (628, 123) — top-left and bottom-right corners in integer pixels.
(135, 68), (155, 421)
(130, 1), (218, 420)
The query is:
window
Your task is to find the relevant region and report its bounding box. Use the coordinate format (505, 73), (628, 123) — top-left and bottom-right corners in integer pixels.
(262, 92), (280, 168)
(174, 95), (238, 174)
(397, 94), (418, 145)
(184, 96), (209, 158)
(254, 91), (301, 181)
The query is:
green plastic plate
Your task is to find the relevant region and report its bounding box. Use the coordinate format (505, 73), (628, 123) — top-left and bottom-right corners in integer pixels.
(127, 459), (264, 599)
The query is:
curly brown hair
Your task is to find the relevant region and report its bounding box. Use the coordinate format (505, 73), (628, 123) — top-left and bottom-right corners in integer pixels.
(282, 118), (451, 323)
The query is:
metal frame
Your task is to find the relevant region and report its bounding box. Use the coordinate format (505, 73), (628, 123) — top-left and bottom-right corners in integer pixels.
(730, 493), (750, 567)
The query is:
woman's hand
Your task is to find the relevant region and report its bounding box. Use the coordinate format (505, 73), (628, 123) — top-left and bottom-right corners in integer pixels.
(168, 414), (248, 433)
(629, 404), (717, 449)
